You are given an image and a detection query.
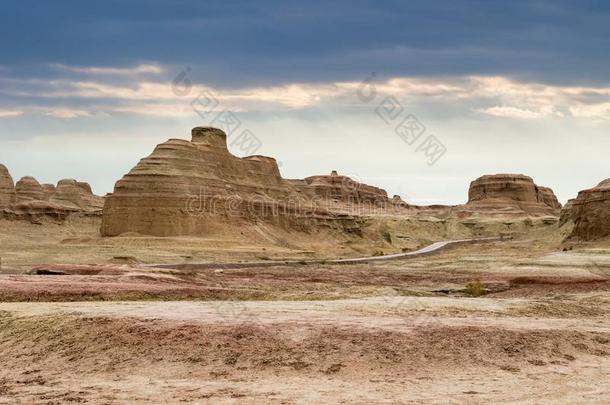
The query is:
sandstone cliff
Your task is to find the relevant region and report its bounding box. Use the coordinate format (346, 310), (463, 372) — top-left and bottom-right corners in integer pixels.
(102, 127), (408, 237)
(562, 179), (610, 241)
(464, 174), (561, 216)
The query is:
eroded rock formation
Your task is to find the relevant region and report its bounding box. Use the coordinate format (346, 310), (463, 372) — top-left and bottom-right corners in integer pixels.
(102, 127), (408, 237)
(15, 176), (47, 202)
(537, 186), (562, 211)
(0, 165), (103, 223)
(0, 164), (16, 208)
(50, 179), (104, 210)
(562, 179), (610, 241)
(304, 171), (389, 204)
(391, 195), (410, 208)
(465, 174), (561, 216)
(42, 184), (56, 199)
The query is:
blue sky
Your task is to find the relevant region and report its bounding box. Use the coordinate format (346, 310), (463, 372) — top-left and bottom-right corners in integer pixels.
(1, 0), (609, 204)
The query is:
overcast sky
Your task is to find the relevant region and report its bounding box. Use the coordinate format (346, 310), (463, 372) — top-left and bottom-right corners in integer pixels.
(1, 0), (609, 204)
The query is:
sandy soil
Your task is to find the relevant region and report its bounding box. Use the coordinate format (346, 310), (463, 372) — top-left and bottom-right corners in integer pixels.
(0, 295), (608, 404)
(0, 219), (609, 403)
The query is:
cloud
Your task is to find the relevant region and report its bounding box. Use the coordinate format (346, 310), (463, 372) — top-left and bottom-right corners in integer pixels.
(111, 103), (196, 117)
(43, 108), (94, 119)
(476, 105), (563, 119)
(0, 109), (24, 118)
(569, 103), (610, 120)
(52, 63), (164, 76)
(4, 1), (610, 87)
(3, 68), (610, 120)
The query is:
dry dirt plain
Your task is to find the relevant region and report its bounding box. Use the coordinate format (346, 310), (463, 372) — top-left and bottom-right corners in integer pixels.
(0, 219), (609, 404)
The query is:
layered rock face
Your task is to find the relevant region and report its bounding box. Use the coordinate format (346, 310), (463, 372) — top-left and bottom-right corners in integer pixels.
(304, 171), (389, 205)
(102, 127), (408, 237)
(537, 186), (562, 210)
(562, 179), (610, 241)
(0, 164), (16, 208)
(0, 164), (103, 222)
(50, 179), (104, 210)
(42, 184), (56, 199)
(465, 174), (561, 216)
(15, 176), (47, 201)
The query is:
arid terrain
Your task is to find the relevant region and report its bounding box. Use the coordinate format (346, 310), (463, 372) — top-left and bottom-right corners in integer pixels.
(1, 215), (609, 404)
(4, 1), (610, 403)
(0, 128), (608, 404)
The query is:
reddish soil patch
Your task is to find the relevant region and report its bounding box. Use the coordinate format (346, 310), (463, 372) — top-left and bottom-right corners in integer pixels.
(489, 277), (610, 297)
(0, 314), (607, 377)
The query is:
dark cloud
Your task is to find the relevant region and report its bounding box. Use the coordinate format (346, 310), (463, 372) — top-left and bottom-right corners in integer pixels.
(1, 0), (610, 86)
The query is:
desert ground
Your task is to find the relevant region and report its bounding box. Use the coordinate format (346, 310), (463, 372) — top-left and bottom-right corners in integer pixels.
(0, 216), (609, 404)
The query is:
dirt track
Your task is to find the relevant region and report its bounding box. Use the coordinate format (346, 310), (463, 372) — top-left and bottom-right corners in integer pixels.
(153, 237), (504, 270)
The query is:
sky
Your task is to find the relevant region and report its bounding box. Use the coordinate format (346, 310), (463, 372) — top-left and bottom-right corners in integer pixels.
(1, 0), (609, 204)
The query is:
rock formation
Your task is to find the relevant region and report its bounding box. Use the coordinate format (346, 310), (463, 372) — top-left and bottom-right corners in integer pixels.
(42, 183), (56, 199)
(465, 174), (561, 216)
(304, 171), (389, 205)
(50, 179), (104, 211)
(537, 186), (562, 210)
(559, 199), (577, 225)
(562, 179), (610, 241)
(102, 127), (408, 237)
(0, 164), (16, 208)
(0, 164), (103, 223)
(15, 176), (47, 202)
(391, 195), (410, 208)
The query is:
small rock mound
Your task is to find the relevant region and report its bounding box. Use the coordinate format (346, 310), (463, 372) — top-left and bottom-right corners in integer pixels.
(50, 179), (104, 211)
(15, 176), (47, 202)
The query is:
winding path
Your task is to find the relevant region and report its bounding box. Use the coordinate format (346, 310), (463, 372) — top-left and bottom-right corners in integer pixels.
(153, 236), (504, 271)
